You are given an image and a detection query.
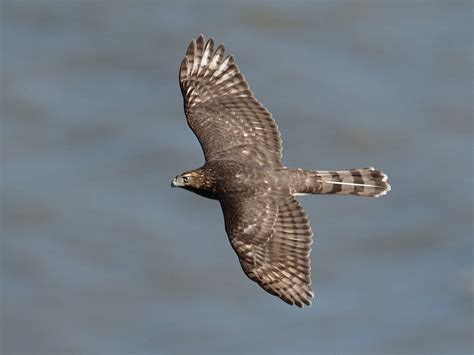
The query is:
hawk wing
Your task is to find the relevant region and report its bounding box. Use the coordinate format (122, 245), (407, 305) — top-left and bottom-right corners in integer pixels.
(220, 194), (314, 307)
(179, 35), (283, 167)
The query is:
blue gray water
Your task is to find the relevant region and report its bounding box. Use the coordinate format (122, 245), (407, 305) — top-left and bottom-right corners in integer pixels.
(2, 1), (472, 354)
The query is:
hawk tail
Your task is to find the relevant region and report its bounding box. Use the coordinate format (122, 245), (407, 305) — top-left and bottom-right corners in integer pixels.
(295, 167), (390, 198)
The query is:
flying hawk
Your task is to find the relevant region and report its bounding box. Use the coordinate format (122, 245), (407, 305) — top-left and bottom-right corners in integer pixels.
(172, 35), (391, 307)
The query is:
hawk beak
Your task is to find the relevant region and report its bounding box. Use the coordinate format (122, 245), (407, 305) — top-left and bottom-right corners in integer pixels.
(171, 176), (181, 188)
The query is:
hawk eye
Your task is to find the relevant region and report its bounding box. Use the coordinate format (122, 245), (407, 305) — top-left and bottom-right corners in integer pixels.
(182, 175), (190, 183)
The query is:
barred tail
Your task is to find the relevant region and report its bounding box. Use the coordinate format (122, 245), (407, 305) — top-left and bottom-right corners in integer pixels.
(294, 167), (391, 198)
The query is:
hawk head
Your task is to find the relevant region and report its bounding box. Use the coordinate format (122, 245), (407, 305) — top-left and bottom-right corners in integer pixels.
(171, 169), (216, 198)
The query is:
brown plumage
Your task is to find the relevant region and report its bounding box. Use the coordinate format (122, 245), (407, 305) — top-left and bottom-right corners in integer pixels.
(172, 35), (391, 307)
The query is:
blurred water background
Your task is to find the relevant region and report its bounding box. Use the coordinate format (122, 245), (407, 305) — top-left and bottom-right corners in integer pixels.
(2, 1), (473, 354)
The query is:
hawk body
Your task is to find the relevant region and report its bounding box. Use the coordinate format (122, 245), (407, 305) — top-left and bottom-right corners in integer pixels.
(172, 35), (391, 307)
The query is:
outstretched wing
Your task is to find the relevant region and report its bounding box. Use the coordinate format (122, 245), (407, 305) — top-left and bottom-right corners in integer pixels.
(220, 194), (314, 307)
(179, 35), (283, 167)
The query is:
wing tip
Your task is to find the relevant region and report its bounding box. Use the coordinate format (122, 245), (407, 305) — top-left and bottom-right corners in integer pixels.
(180, 34), (226, 83)
(179, 35), (252, 104)
(282, 286), (314, 308)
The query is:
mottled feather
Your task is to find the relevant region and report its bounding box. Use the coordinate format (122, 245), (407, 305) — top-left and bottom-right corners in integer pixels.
(179, 34), (283, 166)
(220, 195), (313, 307)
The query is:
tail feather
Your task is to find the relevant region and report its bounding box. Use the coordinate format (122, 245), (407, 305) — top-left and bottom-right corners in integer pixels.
(318, 167), (390, 197)
(294, 167), (391, 198)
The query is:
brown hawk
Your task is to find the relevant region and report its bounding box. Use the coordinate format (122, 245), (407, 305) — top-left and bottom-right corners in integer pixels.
(171, 35), (391, 307)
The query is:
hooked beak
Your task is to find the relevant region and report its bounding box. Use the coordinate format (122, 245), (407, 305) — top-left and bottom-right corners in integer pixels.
(171, 176), (182, 188)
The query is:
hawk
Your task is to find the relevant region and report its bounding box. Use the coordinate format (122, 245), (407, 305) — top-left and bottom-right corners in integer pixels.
(171, 35), (391, 307)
